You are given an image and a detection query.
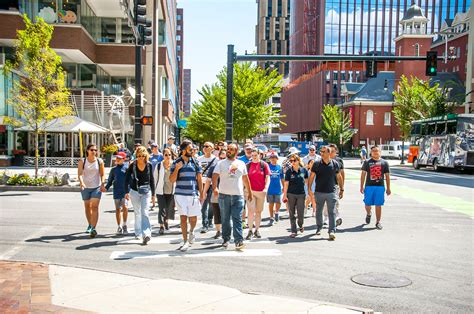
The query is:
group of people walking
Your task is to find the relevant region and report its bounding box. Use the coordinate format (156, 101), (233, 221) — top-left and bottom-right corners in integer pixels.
(77, 138), (391, 251)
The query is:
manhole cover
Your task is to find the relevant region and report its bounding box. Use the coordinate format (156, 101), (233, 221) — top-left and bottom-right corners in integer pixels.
(351, 272), (412, 288)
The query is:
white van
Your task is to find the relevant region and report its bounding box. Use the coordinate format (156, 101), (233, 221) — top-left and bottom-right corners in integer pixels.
(381, 142), (410, 159)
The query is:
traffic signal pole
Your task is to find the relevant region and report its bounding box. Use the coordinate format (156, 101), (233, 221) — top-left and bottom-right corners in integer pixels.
(225, 45), (235, 143)
(134, 45), (142, 144)
(224, 48), (444, 143)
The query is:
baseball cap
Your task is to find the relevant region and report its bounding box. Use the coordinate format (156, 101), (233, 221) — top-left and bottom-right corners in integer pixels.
(115, 152), (127, 159)
(244, 143), (253, 149)
(168, 135), (175, 140)
(269, 152), (279, 158)
(288, 147), (300, 155)
(151, 142), (158, 147)
(309, 145), (316, 150)
(134, 142), (141, 146)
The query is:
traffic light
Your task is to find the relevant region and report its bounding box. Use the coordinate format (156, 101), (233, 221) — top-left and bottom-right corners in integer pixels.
(133, 0), (152, 46)
(366, 60), (377, 78)
(426, 51), (437, 76)
(140, 116), (153, 125)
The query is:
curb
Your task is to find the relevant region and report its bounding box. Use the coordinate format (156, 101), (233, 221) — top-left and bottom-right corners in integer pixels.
(0, 185), (81, 192)
(6, 259), (374, 313)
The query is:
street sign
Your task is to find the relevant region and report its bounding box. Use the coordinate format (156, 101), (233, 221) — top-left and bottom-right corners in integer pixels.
(140, 116), (153, 125)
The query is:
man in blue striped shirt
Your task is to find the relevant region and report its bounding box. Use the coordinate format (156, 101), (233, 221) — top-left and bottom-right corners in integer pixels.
(170, 139), (203, 252)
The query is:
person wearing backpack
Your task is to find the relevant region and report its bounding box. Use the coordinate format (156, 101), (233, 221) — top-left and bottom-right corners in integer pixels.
(169, 140), (203, 252)
(105, 152), (129, 235)
(124, 146), (156, 245)
(245, 148), (271, 240)
(153, 148), (176, 235)
(308, 145), (344, 241)
(198, 141), (218, 233)
(78, 143), (106, 238)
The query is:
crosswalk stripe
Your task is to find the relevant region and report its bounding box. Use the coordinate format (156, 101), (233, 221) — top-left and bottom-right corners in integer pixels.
(110, 248), (282, 260)
(116, 237), (272, 245)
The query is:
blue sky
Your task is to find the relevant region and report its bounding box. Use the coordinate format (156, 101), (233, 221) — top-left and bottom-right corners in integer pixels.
(177, 0), (257, 104)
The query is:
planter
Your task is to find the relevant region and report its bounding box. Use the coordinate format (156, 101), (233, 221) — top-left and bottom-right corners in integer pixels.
(12, 155), (25, 166)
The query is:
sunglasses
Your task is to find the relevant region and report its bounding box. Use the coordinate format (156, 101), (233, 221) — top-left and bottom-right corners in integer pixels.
(289, 159), (297, 163)
(89, 149), (97, 152)
(164, 154), (171, 156)
(204, 145), (212, 148)
(309, 149), (315, 151)
(137, 155), (146, 158)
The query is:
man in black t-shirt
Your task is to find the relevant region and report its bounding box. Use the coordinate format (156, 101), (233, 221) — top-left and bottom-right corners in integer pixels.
(308, 146), (344, 241)
(360, 146), (391, 230)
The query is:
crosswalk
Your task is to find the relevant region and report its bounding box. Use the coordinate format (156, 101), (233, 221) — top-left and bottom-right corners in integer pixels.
(109, 218), (283, 260)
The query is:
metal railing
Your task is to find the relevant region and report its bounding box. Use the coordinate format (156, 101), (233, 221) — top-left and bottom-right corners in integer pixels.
(24, 157), (81, 167)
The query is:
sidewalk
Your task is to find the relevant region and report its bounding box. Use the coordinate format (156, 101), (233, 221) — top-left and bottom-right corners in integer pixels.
(1, 261), (373, 313)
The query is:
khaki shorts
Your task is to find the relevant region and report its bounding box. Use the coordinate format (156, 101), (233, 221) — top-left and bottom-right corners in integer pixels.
(247, 190), (266, 213)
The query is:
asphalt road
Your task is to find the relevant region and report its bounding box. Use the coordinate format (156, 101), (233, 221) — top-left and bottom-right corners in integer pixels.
(0, 166), (472, 313)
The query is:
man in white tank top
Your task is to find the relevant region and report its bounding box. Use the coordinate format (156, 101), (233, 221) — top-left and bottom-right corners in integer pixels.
(78, 143), (106, 238)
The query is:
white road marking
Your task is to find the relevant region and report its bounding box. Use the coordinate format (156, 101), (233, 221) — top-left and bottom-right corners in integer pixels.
(0, 226), (52, 260)
(110, 248), (282, 260)
(116, 237), (272, 245)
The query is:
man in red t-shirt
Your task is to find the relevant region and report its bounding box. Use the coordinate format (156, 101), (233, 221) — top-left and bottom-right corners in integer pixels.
(246, 148), (270, 239)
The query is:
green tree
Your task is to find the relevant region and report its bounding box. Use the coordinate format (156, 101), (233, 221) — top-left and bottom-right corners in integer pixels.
(4, 15), (73, 177)
(320, 104), (353, 147)
(392, 75), (459, 142)
(183, 63), (284, 142)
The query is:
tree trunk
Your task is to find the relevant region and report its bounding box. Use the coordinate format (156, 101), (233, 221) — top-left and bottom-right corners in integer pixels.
(35, 131), (39, 178)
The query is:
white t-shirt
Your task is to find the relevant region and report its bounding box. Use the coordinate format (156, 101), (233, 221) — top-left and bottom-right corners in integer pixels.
(214, 158), (247, 196)
(198, 155), (217, 179)
(302, 154), (321, 166)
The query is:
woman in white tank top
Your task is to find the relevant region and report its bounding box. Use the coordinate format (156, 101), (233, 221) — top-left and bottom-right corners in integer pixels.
(78, 143), (106, 238)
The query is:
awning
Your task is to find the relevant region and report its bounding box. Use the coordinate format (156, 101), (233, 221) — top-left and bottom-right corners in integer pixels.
(15, 116), (110, 133)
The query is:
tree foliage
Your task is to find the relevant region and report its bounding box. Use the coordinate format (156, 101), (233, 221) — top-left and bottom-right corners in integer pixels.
(4, 15), (73, 177)
(392, 75), (459, 140)
(320, 104), (353, 145)
(183, 63), (284, 142)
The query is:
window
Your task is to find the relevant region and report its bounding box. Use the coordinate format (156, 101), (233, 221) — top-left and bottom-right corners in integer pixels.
(384, 112), (391, 125)
(366, 110), (374, 125)
(414, 43), (420, 56)
(177, 15), (182, 20)
(176, 35), (181, 41)
(177, 25), (181, 31)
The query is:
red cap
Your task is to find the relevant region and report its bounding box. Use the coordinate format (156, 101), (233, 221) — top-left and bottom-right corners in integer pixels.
(115, 152), (127, 159)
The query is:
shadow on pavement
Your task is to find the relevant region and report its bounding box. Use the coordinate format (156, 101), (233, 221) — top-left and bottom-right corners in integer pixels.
(268, 234), (327, 244)
(337, 224), (376, 233)
(0, 193), (31, 197)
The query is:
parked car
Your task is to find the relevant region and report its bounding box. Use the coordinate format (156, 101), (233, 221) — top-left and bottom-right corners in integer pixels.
(269, 145), (281, 154)
(381, 143), (410, 159)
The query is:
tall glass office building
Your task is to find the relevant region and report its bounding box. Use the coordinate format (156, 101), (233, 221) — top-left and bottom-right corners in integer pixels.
(290, 0), (471, 81)
(324, 0), (472, 55)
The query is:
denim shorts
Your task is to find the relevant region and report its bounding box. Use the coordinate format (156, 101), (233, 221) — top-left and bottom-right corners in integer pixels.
(81, 187), (102, 201)
(114, 198), (126, 209)
(266, 194), (282, 204)
(363, 186), (385, 206)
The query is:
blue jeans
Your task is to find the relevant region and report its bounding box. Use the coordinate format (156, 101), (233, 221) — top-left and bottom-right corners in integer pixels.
(130, 189), (152, 238)
(201, 188), (214, 228)
(218, 194), (244, 243)
(315, 191), (337, 233)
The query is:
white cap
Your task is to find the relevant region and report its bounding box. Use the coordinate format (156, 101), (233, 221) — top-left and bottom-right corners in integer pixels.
(288, 147), (300, 155)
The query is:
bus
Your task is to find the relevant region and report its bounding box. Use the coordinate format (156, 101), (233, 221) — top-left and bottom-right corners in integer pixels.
(407, 114), (474, 171)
